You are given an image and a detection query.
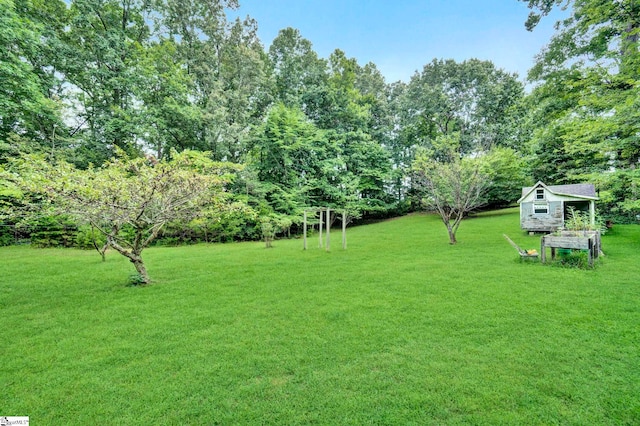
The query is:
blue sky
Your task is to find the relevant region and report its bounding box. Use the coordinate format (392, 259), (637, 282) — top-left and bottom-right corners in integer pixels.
(230, 0), (566, 84)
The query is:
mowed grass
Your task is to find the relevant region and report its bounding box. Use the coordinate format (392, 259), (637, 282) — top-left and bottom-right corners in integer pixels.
(1, 208), (639, 424)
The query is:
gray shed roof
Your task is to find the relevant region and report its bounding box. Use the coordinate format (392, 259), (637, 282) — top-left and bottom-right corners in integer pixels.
(520, 182), (598, 201)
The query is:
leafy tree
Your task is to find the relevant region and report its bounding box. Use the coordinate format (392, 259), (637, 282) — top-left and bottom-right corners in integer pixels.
(386, 81), (416, 206)
(11, 0), (269, 166)
(259, 213), (292, 248)
(355, 62), (393, 149)
(248, 103), (335, 214)
(480, 147), (531, 208)
(11, 150), (236, 284)
(330, 129), (393, 216)
(404, 59), (525, 154)
(136, 40), (202, 159)
(311, 50), (394, 216)
(0, 159), (23, 221)
(0, 0), (63, 145)
(66, 0), (154, 157)
(394, 59), (525, 211)
(521, 0), (640, 221)
(157, 0), (239, 96)
(206, 17), (272, 162)
(268, 27), (328, 110)
(412, 134), (489, 244)
(318, 49), (371, 133)
(51, 0), (156, 166)
(158, 1), (270, 161)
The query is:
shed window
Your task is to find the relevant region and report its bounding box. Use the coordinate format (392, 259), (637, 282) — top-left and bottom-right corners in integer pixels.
(535, 189), (545, 200)
(534, 203), (549, 214)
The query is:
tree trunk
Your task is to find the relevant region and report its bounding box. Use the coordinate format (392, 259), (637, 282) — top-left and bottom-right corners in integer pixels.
(446, 223), (457, 244)
(90, 224), (109, 262)
(130, 255), (151, 284)
(108, 236), (152, 284)
(93, 240), (108, 262)
(99, 244), (108, 262)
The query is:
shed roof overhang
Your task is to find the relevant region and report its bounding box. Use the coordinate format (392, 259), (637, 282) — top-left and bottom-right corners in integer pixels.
(517, 181), (599, 204)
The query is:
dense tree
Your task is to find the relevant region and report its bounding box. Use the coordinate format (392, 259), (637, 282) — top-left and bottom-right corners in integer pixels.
(268, 27), (328, 110)
(10, 0), (637, 251)
(390, 59), (526, 210)
(355, 62), (394, 151)
(158, 1), (270, 161)
(59, 0), (154, 164)
(211, 17), (272, 162)
(317, 49), (371, 133)
(521, 0), (640, 221)
(136, 40), (202, 159)
(404, 59), (525, 154)
(248, 103), (338, 214)
(385, 81), (415, 205)
(481, 147), (531, 208)
(319, 50), (394, 216)
(330, 129), (393, 215)
(157, 0), (239, 93)
(1, 0), (272, 166)
(0, 0), (64, 147)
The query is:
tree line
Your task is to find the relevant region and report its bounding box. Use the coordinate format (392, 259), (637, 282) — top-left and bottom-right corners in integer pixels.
(1, 0), (638, 254)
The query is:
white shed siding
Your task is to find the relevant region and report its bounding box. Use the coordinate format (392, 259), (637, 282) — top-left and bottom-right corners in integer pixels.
(518, 182), (598, 232)
(520, 188), (588, 204)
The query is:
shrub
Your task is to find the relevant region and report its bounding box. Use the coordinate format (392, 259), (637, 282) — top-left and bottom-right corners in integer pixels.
(27, 216), (78, 248)
(553, 249), (592, 269)
(563, 207), (607, 235)
(259, 214), (293, 248)
(0, 224), (15, 246)
(127, 273), (147, 286)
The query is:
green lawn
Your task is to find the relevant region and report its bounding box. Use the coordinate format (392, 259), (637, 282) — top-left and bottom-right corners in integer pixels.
(1, 208), (639, 424)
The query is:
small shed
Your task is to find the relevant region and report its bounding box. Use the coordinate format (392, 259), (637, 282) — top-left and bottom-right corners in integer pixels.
(518, 181), (598, 232)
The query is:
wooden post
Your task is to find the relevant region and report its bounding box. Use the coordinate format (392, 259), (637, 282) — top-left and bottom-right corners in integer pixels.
(341, 211), (346, 250)
(325, 207), (330, 251)
(303, 210), (307, 250)
(318, 209), (323, 248)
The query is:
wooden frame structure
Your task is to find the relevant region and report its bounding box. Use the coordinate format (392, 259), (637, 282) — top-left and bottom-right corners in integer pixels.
(303, 208), (347, 251)
(541, 234), (599, 267)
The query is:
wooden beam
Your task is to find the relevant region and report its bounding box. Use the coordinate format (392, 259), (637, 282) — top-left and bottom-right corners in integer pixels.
(541, 234), (598, 265)
(303, 210), (307, 250)
(326, 207), (330, 251)
(342, 210), (347, 250)
(318, 209), (323, 248)
(543, 235), (592, 250)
